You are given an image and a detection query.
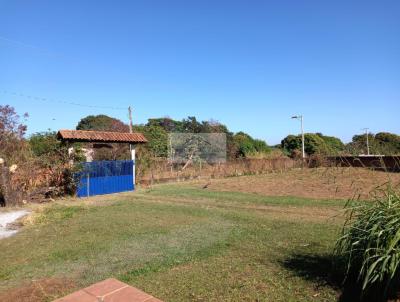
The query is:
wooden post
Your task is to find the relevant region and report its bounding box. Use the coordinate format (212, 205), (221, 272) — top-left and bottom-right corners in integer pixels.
(128, 106), (133, 133)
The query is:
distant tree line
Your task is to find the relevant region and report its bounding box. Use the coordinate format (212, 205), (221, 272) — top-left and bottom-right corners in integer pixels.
(72, 115), (271, 160)
(3, 104), (399, 205)
(281, 132), (400, 157)
(27, 114), (400, 160)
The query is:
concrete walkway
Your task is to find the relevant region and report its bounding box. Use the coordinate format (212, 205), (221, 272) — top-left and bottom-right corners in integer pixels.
(0, 210), (29, 239)
(53, 279), (163, 302)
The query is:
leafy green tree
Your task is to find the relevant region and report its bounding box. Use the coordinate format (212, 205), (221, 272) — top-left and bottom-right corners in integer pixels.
(316, 133), (345, 152)
(346, 132), (400, 155)
(134, 124), (168, 158)
(147, 118), (182, 132)
(375, 132), (400, 155)
(76, 115), (129, 132)
(346, 133), (377, 155)
(29, 131), (60, 157)
(76, 115), (130, 160)
(29, 131), (84, 168)
(281, 135), (301, 156)
(0, 105), (29, 164)
(233, 132), (270, 157)
(181, 116), (203, 133)
(281, 133), (344, 156)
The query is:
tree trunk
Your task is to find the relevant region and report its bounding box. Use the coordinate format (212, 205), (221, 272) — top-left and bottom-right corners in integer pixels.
(0, 165), (9, 206)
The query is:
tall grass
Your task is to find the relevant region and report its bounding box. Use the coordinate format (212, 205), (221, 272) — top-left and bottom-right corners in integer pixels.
(335, 185), (400, 301)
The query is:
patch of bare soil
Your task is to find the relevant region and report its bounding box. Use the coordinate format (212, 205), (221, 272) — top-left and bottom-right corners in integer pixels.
(0, 278), (75, 302)
(208, 168), (400, 200)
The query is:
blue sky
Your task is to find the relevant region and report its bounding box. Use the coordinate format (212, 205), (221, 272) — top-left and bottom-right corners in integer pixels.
(1, 0), (399, 144)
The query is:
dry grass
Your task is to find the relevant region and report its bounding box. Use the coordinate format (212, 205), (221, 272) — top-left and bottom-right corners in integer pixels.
(0, 278), (75, 302)
(205, 167), (400, 200)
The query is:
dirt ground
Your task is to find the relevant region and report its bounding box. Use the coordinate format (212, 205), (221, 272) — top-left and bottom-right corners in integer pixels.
(206, 167), (400, 200)
(0, 278), (75, 302)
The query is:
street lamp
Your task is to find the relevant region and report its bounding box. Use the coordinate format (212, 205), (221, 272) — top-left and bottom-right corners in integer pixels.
(292, 115), (305, 159)
(362, 128), (370, 156)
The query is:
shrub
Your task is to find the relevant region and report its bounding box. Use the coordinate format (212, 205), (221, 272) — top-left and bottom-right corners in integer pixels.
(335, 186), (400, 301)
(281, 133), (344, 157)
(233, 132), (270, 157)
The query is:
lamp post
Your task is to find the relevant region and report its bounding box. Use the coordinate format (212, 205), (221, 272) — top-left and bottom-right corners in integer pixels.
(362, 128), (370, 156)
(292, 115), (305, 159)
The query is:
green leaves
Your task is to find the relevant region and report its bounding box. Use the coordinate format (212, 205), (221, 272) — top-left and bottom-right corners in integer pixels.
(281, 133), (344, 157)
(335, 186), (400, 300)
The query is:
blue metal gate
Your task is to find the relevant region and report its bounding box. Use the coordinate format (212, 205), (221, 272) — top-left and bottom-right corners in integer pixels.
(75, 160), (134, 197)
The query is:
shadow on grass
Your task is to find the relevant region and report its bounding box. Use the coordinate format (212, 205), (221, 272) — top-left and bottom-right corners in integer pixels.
(280, 253), (362, 302)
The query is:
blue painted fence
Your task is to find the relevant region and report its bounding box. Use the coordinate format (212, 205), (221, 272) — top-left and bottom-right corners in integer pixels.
(75, 160), (134, 197)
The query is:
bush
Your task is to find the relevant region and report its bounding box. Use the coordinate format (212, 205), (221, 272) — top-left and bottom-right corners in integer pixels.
(281, 133), (344, 157)
(233, 132), (270, 157)
(335, 186), (400, 301)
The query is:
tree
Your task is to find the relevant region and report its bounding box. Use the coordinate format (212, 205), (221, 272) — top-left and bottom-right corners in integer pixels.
(0, 105), (29, 163)
(281, 133), (344, 157)
(233, 132), (270, 158)
(0, 105), (29, 206)
(76, 115), (130, 160)
(375, 132), (400, 155)
(346, 132), (400, 155)
(134, 124), (169, 158)
(346, 133), (377, 155)
(316, 133), (345, 152)
(29, 131), (60, 157)
(76, 115), (129, 132)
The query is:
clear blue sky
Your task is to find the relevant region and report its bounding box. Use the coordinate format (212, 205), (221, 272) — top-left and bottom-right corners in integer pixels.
(1, 0), (399, 144)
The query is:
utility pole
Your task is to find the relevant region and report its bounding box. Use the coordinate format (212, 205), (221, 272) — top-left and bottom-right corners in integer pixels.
(128, 106), (135, 186)
(362, 128), (370, 156)
(128, 106), (133, 134)
(292, 115), (305, 159)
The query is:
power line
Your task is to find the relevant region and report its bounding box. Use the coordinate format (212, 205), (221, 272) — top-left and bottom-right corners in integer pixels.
(0, 35), (67, 59)
(1, 90), (126, 111)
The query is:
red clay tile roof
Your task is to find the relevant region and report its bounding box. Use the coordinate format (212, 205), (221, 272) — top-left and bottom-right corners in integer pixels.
(57, 130), (147, 143)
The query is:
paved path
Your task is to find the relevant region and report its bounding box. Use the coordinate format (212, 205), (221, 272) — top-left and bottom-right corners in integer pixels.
(0, 210), (29, 239)
(53, 279), (163, 302)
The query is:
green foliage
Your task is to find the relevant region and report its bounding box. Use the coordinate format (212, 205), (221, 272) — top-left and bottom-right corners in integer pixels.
(281, 133), (344, 157)
(141, 117), (266, 159)
(29, 131), (60, 157)
(232, 132), (270, 157)
(375, 133), (400, 155)
(281, 135), (301, 156)
(29, 131), (84, 165)
(347, 134), (377, 155)
(0, 105), (29, 164)
(335, 187), (400, 301)
(76, 115), (130, 160)
(76, 114), (268, 160)
(134, 124), (169, 158)
(304, 134), (332, 155)
(76, 114), (128, 132)
(317, 133), (345, 152)
(346, 132), (400, 155)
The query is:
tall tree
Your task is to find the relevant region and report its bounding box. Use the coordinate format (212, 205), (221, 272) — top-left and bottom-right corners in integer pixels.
(76, 115), (129, 132)
(0, 105), (28, 163)
(76, 115), (130, 160)
(281, 133), (344, 157)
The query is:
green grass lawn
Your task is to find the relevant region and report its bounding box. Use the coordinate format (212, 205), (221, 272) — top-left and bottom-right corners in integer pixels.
(0, 182), (347, 301)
